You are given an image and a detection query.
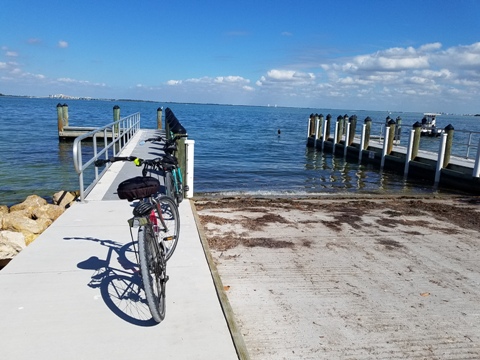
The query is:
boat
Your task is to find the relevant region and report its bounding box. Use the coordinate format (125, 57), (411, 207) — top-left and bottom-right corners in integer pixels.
(420, 113), (443, 137)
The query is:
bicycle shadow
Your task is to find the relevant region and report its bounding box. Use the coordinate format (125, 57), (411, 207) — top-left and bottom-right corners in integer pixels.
(64, 236), (158, 327)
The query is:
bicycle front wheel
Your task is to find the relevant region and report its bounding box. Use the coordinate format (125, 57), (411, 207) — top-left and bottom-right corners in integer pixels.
(165, 172), (175, 200)
(138, 224), (167, 323)
(154, 195), (180, 261)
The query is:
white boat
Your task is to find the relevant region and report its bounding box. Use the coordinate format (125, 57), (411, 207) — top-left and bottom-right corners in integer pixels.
(420, 113), (443, 137)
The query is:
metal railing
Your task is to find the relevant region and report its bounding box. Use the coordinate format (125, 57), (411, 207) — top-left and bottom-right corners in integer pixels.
(73, 113), (141, 201)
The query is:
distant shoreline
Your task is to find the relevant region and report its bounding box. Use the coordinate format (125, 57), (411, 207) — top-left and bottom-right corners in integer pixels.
(1, 93), (479, 116)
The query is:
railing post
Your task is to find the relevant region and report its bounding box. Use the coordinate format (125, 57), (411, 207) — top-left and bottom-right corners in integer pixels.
(157, 107), (163, 129)
(364, 117), (372, 149)
(435, 133), (448, 184)
(387, 119), (396, 154)
(473, 138), (480, 178)
(412, 122), (422, 159)
(185, 139), (195, 198)
(443, 124), (455, 168)
(404, 129), (415, 176)
(381, 126), (390, 169)
(57, 103), (64, 132)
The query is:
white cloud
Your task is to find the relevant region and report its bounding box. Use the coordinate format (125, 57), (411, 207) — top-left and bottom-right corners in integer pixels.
(257, 69), (315, 86)
(418, 42), (442, 52)
(214, 76), (249, 84)
(58, 40), (69, 48)
(439, 42), (480, 68)
(6, 51), (18, 57)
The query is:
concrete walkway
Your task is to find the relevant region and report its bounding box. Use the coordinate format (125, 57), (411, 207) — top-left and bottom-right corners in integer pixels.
(0, 130), (239, 359)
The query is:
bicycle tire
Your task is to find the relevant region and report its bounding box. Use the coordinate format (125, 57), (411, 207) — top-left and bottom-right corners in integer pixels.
(154, 195), (180, 261)
(138, 224), (166, 323)
(165, 172), (175, 199)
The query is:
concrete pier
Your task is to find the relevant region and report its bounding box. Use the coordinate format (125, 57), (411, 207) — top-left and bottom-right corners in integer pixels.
(0, 130), (241, 360)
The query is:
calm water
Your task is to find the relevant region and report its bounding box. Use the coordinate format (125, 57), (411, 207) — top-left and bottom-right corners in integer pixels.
(1, 97), (479, 205)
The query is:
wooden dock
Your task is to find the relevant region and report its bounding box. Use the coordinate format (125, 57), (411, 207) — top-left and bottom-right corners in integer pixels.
(56, 103), (163, 142)
(307, 114), (480, 194)
(58, 126), (116, 142)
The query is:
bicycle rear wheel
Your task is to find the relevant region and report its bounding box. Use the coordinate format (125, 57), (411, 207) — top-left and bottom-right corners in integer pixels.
(154, 195), (180, 261)
(138, 224), (167, 323)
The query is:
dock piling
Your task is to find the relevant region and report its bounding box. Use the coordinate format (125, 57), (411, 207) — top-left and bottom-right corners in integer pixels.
(359, 124), (366, 161)
(62, 104), (69, 127)
(57, 103), (64, 132)
(473, 138), (480, 178)
(381, 126), (390, 168)
(157, 107), (163, 129)
(348, 115), (357, 146)
(322, 115), (329, 151)
(314, 114), (321, 148)
(364, 117), (372, 149)
(412, 122), (422, 159)
(435, 133), (448, 184)
(344, 122), (350, 157)
(404, 129), (415, 176)
(387, 119), (396, 154)
(443, 124), (455, 168)
(395, 116), (402, 143)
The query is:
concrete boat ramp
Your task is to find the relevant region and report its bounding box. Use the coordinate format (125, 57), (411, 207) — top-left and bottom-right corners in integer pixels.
(0, 130), (240, 360)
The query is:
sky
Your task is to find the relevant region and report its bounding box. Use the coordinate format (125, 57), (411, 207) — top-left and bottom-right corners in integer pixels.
(1, 0), (480, 114)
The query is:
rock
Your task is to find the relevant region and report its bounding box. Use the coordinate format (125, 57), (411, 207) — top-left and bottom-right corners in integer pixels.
(33, 204), (65, 221)
(22, 231), (39, 246)
(10, 195), (47, 217)
(0, 230), (26, 260)
(0, 205), (8, 215)
(2, 212), (50, 234)
(52, 191), (77, 208)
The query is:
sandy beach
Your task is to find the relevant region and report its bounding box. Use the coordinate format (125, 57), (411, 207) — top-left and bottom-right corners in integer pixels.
(194, 195), (480, 359)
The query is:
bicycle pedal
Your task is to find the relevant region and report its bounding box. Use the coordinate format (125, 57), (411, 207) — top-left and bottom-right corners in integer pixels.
(184, 185), (190, 192)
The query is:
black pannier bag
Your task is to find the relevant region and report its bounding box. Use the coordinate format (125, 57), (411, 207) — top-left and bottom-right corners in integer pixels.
(117, 176), (160, 201)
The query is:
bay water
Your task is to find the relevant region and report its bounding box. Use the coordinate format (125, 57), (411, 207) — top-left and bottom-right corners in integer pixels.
(1, 96), (479, 206)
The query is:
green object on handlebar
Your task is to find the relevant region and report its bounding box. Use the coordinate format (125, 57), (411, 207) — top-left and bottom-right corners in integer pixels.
(134, 158), (142, 166)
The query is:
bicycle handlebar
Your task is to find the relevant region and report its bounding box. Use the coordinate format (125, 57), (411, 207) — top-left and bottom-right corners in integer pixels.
(94, 155), (176, 168)
(141, 134), (188, 145)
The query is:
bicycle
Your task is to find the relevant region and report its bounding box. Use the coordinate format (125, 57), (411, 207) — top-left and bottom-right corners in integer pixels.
(94, 156), (180, 323)
(141, 134), (188, 205)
